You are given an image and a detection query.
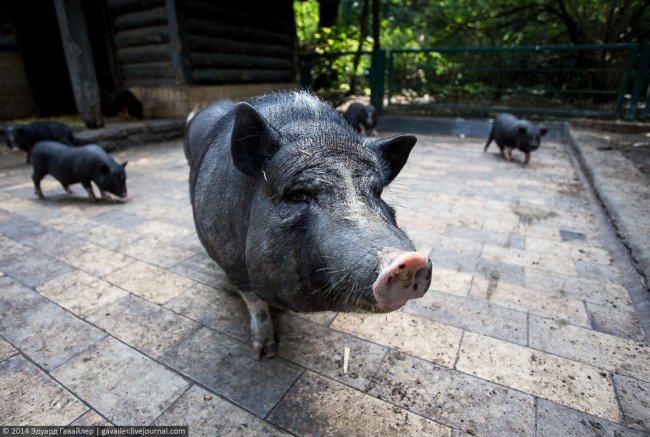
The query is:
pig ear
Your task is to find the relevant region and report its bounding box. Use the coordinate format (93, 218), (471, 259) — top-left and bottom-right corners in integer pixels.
(370, 135), (417, 183)
(122, 161), (128, 168)
(231, 102), (278, 176)
(540, 128), (548, 137)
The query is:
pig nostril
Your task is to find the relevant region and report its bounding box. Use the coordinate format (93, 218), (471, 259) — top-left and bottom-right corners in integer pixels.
(413, 284), (418, 291)
(399, 264), (405, 269)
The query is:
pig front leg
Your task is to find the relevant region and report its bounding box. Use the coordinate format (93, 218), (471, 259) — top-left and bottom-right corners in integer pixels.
(505, 147), (513, 162)
(523, 152), (531, 165)
(82, 182), (97, 201)
(238, 290), (277, 360)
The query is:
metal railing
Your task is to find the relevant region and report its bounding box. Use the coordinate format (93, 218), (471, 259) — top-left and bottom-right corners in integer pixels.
(300, 43), (649, 121)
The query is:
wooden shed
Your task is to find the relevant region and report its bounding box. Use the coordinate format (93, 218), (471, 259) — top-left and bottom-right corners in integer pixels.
(0, 0), (297, 126)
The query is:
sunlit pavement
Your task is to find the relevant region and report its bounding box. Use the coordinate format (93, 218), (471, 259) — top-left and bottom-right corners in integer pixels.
(0, 134), (648, 436)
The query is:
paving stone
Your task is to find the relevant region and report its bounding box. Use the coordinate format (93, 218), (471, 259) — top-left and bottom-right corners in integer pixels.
(587, 302), (645, 341)
(1, 249), (73, 288)
(428, 246), (525, 286)
(0, 234), (32, 262)
(0, 215), (49, 242)
(92, 210), (147, 230)
(575, 260), (622, 283)
(42, 213), (98, 235)
(57, 242), (132, 278)
(105, 261), (197, 305)
(269, 370), (453, 437)
(275, 312), (387, 391)
(470, 277), (590, 327)
(457, 331), (620, 422)
(536, 398), (646, 437)
(529, 316), (650, 382)
(161, 326), (302, 417)
(51, 337), (189, 425)
(405, 291), (528, 345)
(0, 195), (35, 213)
(130, 220), (193, 244)
(87, 294), (199, 359)
(425, 234), (484, 257)
(332, 311), (462, 367)
(70, 410), (112, 426)
(524, 268), (633, 309)
(0, 356), (87, 426)
(164, 284), (250, 340)
(0, 276), (106, 370)
(81, 223), (140, 250)
(429, 267), (473, 296)
(365, 350), (535, 436)
(37, 270), (128, 317)
(526, 237), (612, 265)
(481, 244), (577, 276)
(445, 224), (525, 249)
(559, 229), (587, 242)
(19, 229), (85, 258)
(289, 310), (339, 326)
(117, 237), (194, 269)
(613, 374), (650, 431)
(0, 337), (17, 361)
(154, 385), (289, 436)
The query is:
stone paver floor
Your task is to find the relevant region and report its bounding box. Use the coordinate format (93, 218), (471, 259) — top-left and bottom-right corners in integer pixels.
(0, 134), (648, 436)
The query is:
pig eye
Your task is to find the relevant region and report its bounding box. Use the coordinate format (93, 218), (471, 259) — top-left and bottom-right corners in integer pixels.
(286, 190), (309, 203)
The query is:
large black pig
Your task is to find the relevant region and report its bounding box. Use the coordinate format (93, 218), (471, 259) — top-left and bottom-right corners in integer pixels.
(185, 92), (432, 359)
(484, 113), (547, 164)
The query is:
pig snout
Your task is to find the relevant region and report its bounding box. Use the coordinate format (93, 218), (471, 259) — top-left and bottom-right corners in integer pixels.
(372, 248), (432, 311)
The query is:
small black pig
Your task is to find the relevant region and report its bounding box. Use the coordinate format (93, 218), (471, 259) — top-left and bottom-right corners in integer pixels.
(343, 102), (378, 136)
(101, 88), (143, 119)
(484, 113), (547, 164)
(31, 141), (127, 201)
(2, 121), (75, 164)
(185, 92), (432, 359)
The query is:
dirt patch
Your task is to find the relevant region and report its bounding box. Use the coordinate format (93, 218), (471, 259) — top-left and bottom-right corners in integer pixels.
(511, 203), (558, 225)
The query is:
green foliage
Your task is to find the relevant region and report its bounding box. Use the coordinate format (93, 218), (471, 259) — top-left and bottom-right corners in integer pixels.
(295, 0), (649, 104)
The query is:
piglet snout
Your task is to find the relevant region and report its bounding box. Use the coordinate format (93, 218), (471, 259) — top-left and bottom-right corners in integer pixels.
(372, 248), (432, 311)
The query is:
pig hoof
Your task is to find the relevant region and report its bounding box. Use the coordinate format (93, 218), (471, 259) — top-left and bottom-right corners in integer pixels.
(251, 337), (277, 360)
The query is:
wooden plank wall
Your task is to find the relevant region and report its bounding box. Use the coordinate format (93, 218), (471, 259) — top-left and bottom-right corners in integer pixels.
(184, 0), (295, 84)
(108, 0), (175, 87)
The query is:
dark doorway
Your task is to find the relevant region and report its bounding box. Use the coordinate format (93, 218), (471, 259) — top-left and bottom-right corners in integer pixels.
(7, 0), (76, 116)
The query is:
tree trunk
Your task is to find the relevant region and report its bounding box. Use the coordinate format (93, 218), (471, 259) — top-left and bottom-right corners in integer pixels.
(349, 0), (370, 95)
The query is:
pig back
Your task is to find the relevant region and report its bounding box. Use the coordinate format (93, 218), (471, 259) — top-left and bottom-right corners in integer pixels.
(184, 100), (258, 285)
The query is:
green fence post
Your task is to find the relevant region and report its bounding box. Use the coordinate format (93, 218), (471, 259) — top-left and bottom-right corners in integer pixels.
(300, 53), (314, 90)
(370, 49), (386, 109)
(615, 45), (638, 117)
(626, 43), (650, 121)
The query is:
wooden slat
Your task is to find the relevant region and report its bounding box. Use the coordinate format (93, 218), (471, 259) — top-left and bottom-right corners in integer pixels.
(189, 52), (291, 69)
(187, 35), (291, 57)
(122, 62), (175, 79)
(114, 6), (167, 31)
(108, 0), (165, 15)
(191, 68), (293, 83)
(186, 1), (291, 34)
(187, 18), (291, 46)
(118, 44), (171, 63)
(114, 25), (169, 48)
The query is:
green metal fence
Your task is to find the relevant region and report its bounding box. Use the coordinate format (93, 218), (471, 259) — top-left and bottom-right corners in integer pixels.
(300, 43), (649, 121)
